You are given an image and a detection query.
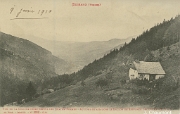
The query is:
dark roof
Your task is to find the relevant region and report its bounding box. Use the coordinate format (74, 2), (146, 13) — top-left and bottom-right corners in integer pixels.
(133, 61), (166, 74)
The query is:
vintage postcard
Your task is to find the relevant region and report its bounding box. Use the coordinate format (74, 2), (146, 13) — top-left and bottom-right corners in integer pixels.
(0, 0), (180, 114)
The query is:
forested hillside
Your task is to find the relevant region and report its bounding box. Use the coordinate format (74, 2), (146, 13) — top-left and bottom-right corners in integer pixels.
(2, 15), (180, 109)
(29, 36), (132, 73)
(45, 15), (180, 88)
(0, 32), (69, 106)
(34, 15), (180, 109)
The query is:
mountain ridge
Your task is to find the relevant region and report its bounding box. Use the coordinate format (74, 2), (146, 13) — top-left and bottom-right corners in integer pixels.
(22, 15), (180, 109)
(0, 32), (72, 105)
(26, 35), (134, 72)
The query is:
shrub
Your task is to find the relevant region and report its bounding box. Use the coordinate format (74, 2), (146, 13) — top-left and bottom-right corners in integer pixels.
(34, 93), (40, 98)
(132, 86), (149, 95)
(159, 48), (163, 53)
(95, 71), (102, 76)
(26, 81), (36, 100)
(95, 78), (108, 88)
(81, 80), (85, 86)
(105, 73), (113, 80)
(131, 78), (149, 86)
(121, 79), (126, 85)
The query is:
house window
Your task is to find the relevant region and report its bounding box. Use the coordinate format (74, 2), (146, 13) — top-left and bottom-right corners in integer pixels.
(149, 74), (156, 81)
(139, 74), (144, 79)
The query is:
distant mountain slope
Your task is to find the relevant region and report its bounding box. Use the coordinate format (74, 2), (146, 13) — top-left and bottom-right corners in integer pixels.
(23, 42), (180, 109)
(0, 32), (70, 105)
(29, 36), (133, 71)
(28, 15), (180, 109)
(44, 15), (180, 87)
(0, 32), (70, 78)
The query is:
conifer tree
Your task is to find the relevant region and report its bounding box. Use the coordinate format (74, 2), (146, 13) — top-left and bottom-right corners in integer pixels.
(26, 81), (36, 100)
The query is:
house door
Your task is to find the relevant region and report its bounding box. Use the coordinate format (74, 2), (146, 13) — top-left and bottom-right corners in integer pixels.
(149, 74), (156, 81)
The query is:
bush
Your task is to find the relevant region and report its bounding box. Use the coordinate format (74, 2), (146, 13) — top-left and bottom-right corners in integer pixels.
(95, 78), (108, 88)
(121, 79), (126, 85)
(95, 71), (102, 76)
(81, 80), (85, 86)
(26, 81), (36, 100)
(34, 93), (40, 98)
(131, 78), (149, 86)
(132, 86), (149, 95)
(105, 72), (113, 80)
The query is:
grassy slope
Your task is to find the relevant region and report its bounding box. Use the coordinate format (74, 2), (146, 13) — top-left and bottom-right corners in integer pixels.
(18, 16), (180, 108)
(22, 74), (149, 108)
(151, 42), (180, 109)
(22, 42), (180, 109)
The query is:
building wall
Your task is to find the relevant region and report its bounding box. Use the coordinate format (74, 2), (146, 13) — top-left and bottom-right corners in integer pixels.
(155, 74), (165, 79)
(143, 74), (149, 80)
(129, 68), (165, 80)
(129, 68), (138, 80)
(138, 74), (149, 80)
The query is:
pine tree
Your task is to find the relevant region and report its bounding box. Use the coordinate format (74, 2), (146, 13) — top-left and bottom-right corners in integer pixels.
(81, 80), (85, 86)
(26, 81), (36, 100)
(144, 52), (154, 62)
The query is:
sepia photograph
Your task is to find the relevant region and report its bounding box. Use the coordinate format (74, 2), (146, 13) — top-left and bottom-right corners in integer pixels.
(0, 0), (180, 114)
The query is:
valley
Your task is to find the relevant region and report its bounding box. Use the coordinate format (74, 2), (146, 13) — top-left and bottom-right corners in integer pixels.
(22, 41), (180, 109)
(1, 15), (180, 110)
(28, 36), (133, 73)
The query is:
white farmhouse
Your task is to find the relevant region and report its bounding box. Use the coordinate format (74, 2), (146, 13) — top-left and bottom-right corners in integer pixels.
(129, 61), (166, 81)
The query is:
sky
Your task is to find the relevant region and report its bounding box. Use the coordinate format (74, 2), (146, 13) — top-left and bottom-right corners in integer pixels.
(0, 0), (180, 42)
